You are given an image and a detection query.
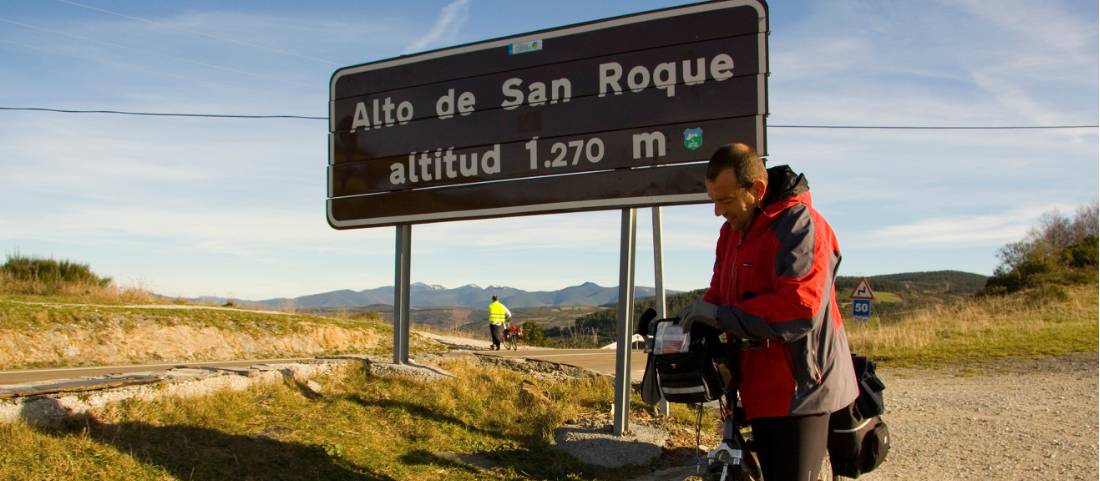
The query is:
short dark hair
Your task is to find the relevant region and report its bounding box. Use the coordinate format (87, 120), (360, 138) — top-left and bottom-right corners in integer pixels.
(491, 295), (498, 301)
(706, 143), (766, 187)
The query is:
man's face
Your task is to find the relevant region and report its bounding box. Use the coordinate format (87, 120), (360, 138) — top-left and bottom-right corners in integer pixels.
(705, 168), (760, 230)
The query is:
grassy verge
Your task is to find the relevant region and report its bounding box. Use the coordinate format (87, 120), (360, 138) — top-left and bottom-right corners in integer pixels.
(0, 359), (707, 481)
(0, 297), (372, 332)
(845, 283), (1098, 368)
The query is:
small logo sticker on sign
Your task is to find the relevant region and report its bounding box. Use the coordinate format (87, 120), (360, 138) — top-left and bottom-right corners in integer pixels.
(508, 39), (543, 55)
(683, 128), (703, 151)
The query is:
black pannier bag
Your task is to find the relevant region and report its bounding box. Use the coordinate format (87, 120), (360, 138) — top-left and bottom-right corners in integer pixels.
(827, 353), (890, 478)
(637, 308), (730, 404)
(852, 353), (886, 418)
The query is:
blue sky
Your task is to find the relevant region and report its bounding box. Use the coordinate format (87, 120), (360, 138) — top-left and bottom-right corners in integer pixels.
(1, 0), (1096, 300)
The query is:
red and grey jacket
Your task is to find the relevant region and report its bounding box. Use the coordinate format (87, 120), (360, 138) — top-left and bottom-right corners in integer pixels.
(703, 165), (858, 420)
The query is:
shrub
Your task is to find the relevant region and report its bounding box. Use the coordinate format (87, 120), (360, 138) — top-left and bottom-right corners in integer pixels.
(984, 203), (1099, 295)
(1, 254), (112, 294)
(0, 254), (157, 303)
(521, 320), (547, 346)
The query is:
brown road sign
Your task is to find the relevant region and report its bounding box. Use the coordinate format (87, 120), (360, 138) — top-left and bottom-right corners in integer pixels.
(328, 0), (769, 228)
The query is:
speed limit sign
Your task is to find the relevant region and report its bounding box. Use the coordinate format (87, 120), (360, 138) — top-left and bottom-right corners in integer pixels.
(852, 299), (872, 322)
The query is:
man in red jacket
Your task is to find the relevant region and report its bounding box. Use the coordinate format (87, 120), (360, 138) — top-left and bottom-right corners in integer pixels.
(680, 143), (858, 481)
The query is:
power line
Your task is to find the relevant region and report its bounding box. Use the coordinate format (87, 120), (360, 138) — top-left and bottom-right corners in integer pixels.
(0, 106), (324, 120)
(0, 106), (1096, 129)
(0, 16), (312, 89)
(770, 124), (1097, 130)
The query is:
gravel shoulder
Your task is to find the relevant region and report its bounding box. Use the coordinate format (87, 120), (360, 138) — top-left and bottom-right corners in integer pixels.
(420, 334), (1099, 480)
(860, 354), (1098, 481)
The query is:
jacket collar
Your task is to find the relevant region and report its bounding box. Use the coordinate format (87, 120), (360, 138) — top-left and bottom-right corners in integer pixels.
(760, 165), (811, 216)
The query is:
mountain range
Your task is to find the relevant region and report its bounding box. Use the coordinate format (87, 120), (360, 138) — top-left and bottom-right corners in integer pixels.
(206, 282), (670, 310)
(198, 270), (989, 312)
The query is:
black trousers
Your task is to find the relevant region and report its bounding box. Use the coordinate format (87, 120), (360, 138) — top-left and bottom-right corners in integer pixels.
(489, 324), (504, 348)
(750, 412), (830, 481)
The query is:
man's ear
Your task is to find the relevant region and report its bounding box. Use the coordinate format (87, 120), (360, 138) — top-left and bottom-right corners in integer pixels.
(750, 179), (767, 204)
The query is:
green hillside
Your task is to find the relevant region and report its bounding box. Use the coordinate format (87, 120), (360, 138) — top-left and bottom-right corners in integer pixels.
(546, 271), (989, 347)
(836, 270), (988, 320)
(836, 270), (987, 300)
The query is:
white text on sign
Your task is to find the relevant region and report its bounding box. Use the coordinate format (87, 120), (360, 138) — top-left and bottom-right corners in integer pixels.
(386, 131), (673, 186)
(349, 52), (737, 134)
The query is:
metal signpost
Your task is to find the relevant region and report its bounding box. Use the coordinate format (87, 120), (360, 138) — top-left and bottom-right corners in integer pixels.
(328, 0), (768, 436)
(613, 209), (637, 434)
(652, 207), (670, 416)
(851, 277), (874, 322)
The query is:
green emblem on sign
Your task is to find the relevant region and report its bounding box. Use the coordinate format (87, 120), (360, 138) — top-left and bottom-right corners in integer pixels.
(683, 128), (703, 151)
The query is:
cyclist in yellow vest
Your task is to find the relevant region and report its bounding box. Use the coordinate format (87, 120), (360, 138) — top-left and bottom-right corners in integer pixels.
(488, 295), (512, 351)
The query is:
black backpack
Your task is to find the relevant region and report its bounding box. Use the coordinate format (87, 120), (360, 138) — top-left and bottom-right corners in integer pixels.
(827, 353), (890, 478)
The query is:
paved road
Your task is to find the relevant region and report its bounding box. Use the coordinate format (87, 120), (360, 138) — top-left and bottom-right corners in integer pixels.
(480, 347), (649, 379)
(0, 348), (648, 387)
(0, 357), (316, 386)
(415, 331), (649, 379)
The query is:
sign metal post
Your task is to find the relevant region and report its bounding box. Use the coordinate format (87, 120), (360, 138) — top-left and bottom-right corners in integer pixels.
(393, 224), (411, 364)
(652, 206), (670, 416)
(613, 208), (637, 436)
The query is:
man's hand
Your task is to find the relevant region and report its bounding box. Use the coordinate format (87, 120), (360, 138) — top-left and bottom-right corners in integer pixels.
(678, 299), (721, 332)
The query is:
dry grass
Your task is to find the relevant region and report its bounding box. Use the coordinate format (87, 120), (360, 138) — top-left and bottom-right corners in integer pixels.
(0, 359), (696, 481)
(0, 272), (160, 305)
(0, 255), (163, 305)
(845, 283), (1098, 367)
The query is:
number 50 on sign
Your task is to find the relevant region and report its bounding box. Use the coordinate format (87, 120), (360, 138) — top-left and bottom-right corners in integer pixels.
(852, 299), (872, 322)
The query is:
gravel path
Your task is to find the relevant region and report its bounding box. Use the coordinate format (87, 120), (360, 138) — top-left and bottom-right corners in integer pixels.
(860, 354), (1097, 481)
(425, 343), (1097, 479)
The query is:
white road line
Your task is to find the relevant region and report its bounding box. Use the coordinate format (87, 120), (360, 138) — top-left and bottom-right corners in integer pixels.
(523, 353), (613, 359)
(0, 358), (313, 374)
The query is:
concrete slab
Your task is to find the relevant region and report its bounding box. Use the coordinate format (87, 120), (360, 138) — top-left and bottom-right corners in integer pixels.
(553, 423), (668, 468)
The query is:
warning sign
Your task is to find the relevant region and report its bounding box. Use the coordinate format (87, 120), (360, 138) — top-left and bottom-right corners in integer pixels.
(850, 278), (875, 300)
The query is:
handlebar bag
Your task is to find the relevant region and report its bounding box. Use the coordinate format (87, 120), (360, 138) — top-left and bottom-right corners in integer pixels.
(651, 320), (727, 404)
(655, 351), (724, 403)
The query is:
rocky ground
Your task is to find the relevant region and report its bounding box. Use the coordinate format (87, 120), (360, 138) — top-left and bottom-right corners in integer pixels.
(421, 334), (1100, 480)
(641, 354), (1100, 481)
(857, 354), (1098, 481)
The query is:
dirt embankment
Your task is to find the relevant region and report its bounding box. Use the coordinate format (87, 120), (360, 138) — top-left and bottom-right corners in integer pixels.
(0, 319), (382, 369)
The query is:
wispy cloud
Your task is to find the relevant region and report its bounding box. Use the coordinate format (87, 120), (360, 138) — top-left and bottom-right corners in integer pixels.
(412, 211), (620, 252)
(0, 16), (313, 89)
(950, 0), (1096, 64)
(402, 0), (470, 53)
(869, 204), (1079, 247)
(56, 0), (341, 66)
(4, 204), (341, 242)
(771, 37), (872, 81)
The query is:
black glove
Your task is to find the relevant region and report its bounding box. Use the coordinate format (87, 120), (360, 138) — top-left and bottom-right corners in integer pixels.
(678, 300), (721, 333)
